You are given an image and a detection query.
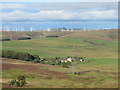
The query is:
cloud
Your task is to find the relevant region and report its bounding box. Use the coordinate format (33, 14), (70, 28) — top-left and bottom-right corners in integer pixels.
(1, 0), (120, 2)
(1, 2), (117, 11)
(1, 2), (117, 22)
(29, 2), (118, 11)
(1, 3), (25, 9)
(2, 9), (117, 22)
(76, 10), (117, 20)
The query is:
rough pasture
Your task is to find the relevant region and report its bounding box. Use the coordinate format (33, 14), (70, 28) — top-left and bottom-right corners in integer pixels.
(1, 30), (118, 88)
(2, 58), (118, 88)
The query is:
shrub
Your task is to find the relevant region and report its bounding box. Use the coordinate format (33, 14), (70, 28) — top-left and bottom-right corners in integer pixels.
(2, 51), (13, 58)
(0, 38), (11, 41)
(33, 55), (40, 60)
(46, 35), (59, 37)
(8, 75), (27, 87)
(61, 63), (69, 68)
(17, 37), (31, 40)
(31, 59), (41, 63)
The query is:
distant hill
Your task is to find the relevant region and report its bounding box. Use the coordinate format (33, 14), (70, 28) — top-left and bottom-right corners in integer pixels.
(1, 29), (118, 41)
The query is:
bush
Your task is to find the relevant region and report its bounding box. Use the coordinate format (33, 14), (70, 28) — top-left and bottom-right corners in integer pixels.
(0, 38), (11, 41)
(61, 63), (69, 68)
(9, 75), (27, 87)
(31, 59), (41, 63)
(17, 37), (31, 40)
(2, 51), (13, 58)
(46, 35), (59, 37)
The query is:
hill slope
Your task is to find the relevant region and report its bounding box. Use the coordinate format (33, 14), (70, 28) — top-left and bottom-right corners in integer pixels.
(2, 58), (118, 88)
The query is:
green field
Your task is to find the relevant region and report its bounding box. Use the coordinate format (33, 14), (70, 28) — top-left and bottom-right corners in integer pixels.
(1, 30), (119, 88)
(2, 37), (118, 58)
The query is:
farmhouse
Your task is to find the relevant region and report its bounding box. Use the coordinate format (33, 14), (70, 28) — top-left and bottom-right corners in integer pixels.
(60, 60), (67, 63)
(60, 58), (72, 63)
(67, 58), (72, 62)
(79, 58), (85, 62)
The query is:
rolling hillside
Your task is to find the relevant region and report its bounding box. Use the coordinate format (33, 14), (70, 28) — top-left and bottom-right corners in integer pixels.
(2, 58), (118, 88)
(2, 36), (118, 58)
(1, 29), (118, 88)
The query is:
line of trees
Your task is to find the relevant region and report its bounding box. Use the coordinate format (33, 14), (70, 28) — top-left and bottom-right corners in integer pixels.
(1, 50), (72, 68)
(2, 50), (40, 62)
(2, 50), (87, 68)
(0, 38), (11, 41)
(17, 37), (31, 40)
(0, 37), (31, 41)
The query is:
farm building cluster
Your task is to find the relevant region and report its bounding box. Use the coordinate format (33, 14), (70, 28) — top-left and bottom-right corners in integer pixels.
(60, 57), (85, 63)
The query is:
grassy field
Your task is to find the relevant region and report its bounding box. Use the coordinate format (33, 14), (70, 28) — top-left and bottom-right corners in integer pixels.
(2, 37), (118, 58)
(1, 30), (119, 88)
(2, 58), (118, 88)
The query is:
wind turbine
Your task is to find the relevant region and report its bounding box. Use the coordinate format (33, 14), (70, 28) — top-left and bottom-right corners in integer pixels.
(71, 28), (73, 32)
(61, 28), (64, 31)
(18, 27), (21, 32)
(67, 28), (69, 31)
(1, 26), (4, 31)
(47, 28), (51, 31)
(6, 26), (10, 31)
(3, 26), (6, 31)
(15, 27), (18, 32)
(21, 27), (24, 32)
(30, 27), (33, 32)
(84, 27), (86, 32)
(97, 26), (100, 31)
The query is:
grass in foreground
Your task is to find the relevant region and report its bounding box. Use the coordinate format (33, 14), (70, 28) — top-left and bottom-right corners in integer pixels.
(2, 57), (118, 88)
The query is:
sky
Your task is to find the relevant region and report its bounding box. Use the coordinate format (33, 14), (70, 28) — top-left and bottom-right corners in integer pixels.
(0, 2), (118, 30)
(1, 0), (119, 2)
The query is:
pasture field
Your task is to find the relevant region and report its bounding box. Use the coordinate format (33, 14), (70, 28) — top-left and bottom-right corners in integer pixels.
(2, 58), (118, 88)
(1, 30), (119, 88)
(2, 37), (118, 58)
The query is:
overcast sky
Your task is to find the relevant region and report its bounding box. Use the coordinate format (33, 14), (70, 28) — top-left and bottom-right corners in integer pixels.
(1, 2), (118, 22)
(1, 0), (119, 2)
(0, 2), (118, 29)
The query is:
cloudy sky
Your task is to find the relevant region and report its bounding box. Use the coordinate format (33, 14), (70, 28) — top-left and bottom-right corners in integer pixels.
(1, 2), (118, 30)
